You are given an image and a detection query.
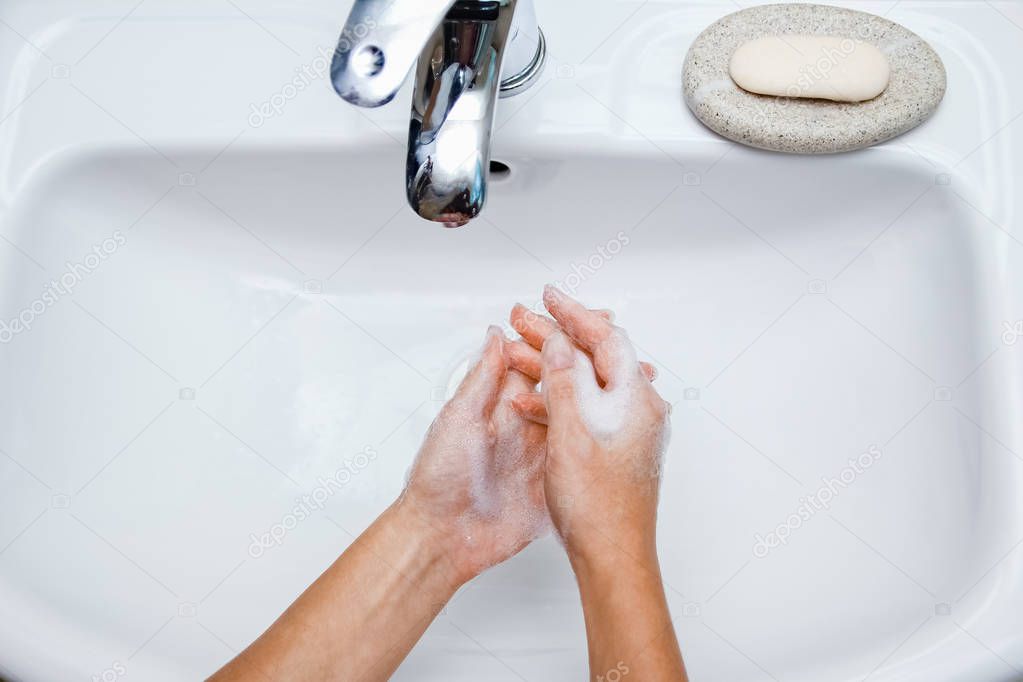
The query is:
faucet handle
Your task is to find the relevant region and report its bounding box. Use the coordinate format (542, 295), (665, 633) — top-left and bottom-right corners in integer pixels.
(331, 0), (458, 108)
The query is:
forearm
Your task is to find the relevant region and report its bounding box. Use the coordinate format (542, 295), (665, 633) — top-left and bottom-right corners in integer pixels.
(210, 503), (463, 682)
(572, 542), (686, 682)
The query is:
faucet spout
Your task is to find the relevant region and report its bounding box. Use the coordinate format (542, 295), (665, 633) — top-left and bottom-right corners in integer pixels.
(406, 2), (517, 226)
(332, 0), (545, 226)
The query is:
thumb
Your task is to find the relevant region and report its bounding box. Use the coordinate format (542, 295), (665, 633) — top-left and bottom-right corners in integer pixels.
(451, 326), (506, 416)
(541, 332), (587, 430)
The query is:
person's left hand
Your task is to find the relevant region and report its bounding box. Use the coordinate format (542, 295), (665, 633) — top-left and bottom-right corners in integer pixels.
(399, 327), (549, 583)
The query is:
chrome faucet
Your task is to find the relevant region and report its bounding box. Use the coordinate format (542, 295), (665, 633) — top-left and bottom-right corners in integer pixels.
(331, 0), (546, 227)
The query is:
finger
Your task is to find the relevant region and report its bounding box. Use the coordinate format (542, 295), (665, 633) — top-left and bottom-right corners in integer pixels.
(641, 362), (657, 382)
(501, 366), (536, 398)
(544, 286), (640, 387)
(510, 304), (616, 351)
(542, 285), (615, 354)
(510, 303), (559, 350)
(510, 336), (655, 383)
(506, 340), (542, 381)
(450, 326), (506, 416)
(541, 332), (597, 432)
(512, 392), (547, 425)
(496, 368), (541, 428)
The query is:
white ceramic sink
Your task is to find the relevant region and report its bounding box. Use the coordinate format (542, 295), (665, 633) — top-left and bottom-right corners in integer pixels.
(1, 1), (1021, 681)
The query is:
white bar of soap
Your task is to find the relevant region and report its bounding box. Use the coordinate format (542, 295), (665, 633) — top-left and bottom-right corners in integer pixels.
(729, 34), (890, 102)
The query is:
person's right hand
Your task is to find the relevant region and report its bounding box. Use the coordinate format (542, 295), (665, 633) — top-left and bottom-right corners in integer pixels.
(510, 286), (671, 567)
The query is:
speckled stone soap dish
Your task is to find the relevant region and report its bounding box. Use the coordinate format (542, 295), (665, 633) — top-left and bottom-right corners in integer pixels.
(683, 3), (947, 154)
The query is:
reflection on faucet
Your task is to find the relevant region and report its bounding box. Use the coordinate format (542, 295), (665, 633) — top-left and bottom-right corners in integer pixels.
(408, 8), (505, 226)
(331, 0), (546, 227)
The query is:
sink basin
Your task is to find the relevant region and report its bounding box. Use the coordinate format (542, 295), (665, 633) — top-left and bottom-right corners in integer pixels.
(1, 1), (1021, 681)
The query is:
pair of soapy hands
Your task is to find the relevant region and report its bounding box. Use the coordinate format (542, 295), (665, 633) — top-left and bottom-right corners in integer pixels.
(402, 285), (671, 580)
(208, 285), (684, 682)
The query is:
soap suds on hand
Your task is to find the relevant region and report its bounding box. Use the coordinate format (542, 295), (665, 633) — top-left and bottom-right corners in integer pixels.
(566, 329), (668, 482)
(572, 330), (640, 439)
(729, 34), (890, 103)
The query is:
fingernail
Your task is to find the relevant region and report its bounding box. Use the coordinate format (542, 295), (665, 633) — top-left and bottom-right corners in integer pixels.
(543, 332), (574, 371)
(485, 325), (505, 351)
(543, 284), (565, 303)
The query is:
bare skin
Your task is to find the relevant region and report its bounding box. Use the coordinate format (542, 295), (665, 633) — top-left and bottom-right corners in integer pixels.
(210, 329), (547, 682)
(509, 286), (687, 682)
(211, 291), (686, 682)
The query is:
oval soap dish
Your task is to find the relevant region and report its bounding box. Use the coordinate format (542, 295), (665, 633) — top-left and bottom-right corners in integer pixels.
(682, 3), (946, 154)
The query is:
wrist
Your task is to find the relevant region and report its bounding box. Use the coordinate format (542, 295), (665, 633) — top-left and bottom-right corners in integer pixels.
(378, 501), (468, 593)
(557, 514), (659, 576)
(568, 535), (660, 581)
(570, 538), (667, 615)
(384, 499), (476, 590)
